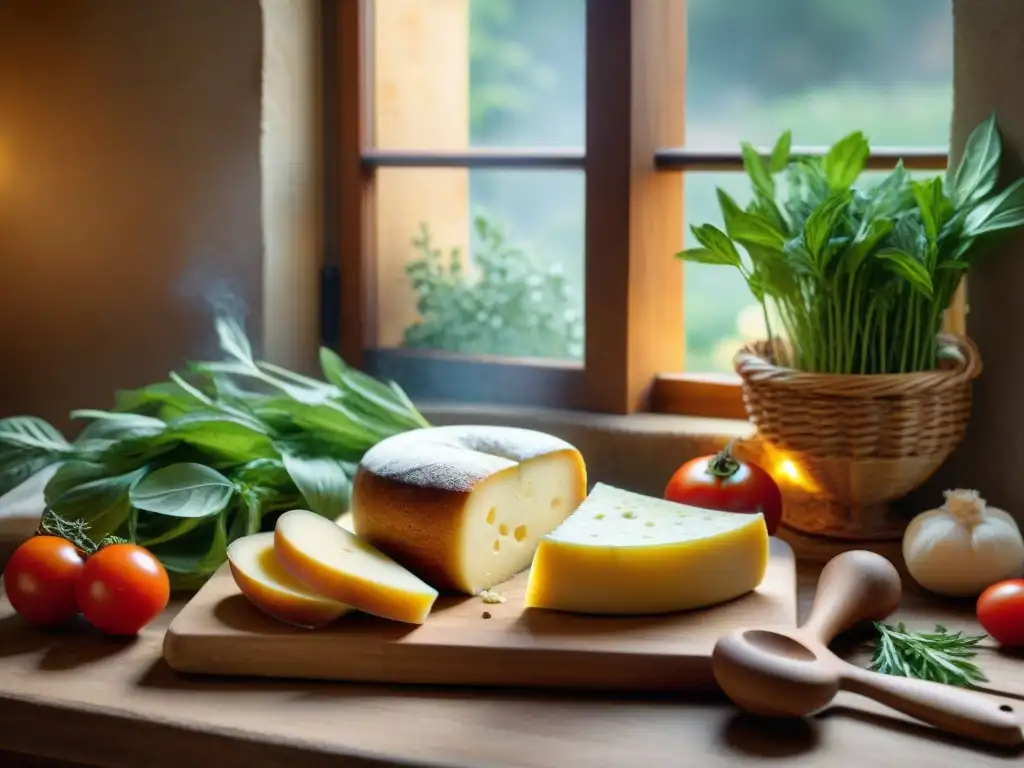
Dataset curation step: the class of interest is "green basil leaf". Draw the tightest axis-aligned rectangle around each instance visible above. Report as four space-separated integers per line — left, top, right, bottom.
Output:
0 417 71 454
319 348 429 430
840 218 894 277
963 177 1024 237
234 457 293 489
782 238 817 278
674 247 736 267
876 249 934 299
911 177 953 246
0 455 62 499
729 210 786 250
113 381 201 420
266 399 379 449
803 192 852 268
166 411 276 461
215 316 256 366
99 433 179 474
227 486 263 542
823 131 869 191
864 161 911 218
49 468 146 541
951 113 1001 207
129 463 234 518
44 460 110 506
716 187 745 237
73 411 166 443
690 224 742 268
768 130 792 173
0 418 73 496
150 508 230 590
741 142 775 201
133 512 207 548
282 452 352 520
193 360 332 407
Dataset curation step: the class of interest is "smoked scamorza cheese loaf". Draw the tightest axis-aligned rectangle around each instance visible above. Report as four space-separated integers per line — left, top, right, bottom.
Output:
351 425 587 594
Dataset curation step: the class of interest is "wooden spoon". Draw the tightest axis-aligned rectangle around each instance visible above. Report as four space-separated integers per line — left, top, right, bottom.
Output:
712 550 1023 747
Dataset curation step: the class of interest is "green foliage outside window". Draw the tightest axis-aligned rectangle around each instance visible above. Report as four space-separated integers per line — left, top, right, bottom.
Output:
401 213 582 360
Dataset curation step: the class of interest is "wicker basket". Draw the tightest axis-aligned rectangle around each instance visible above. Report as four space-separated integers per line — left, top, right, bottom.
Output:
734 334 982 538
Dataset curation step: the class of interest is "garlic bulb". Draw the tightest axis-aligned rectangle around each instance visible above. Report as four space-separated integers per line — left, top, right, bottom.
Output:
903 489 1024 597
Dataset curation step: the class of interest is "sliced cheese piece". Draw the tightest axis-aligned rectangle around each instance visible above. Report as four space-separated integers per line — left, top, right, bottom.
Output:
524 483 769 615
275 509 439 624
351 425 587 594
226 532 354 629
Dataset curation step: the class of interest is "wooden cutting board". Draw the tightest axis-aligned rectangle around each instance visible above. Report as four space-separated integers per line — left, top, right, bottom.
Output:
163 538 797 692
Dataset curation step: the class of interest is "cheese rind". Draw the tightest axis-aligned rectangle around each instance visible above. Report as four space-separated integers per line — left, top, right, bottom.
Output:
351 425 587 594
524 483 769 615
274 509 439 624
226 532 353 629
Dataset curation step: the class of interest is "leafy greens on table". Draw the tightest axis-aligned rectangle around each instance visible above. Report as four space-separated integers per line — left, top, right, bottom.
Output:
677 113 1024 374
0 317 430 590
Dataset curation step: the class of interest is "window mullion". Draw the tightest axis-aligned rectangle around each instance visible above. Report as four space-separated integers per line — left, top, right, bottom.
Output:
583 0 685 414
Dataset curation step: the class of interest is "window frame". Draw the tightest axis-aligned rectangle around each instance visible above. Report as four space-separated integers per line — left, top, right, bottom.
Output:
328 0 958 418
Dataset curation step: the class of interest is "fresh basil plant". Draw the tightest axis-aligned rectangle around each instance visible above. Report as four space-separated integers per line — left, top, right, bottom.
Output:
0 317 430 590
677 114 1024 374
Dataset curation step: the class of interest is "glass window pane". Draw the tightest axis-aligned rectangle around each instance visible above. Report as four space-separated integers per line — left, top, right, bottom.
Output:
685 0 953 148
370 0 585 149
374 168 584 361
683 169 943 373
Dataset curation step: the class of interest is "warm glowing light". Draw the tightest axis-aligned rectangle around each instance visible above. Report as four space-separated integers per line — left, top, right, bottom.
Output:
777 459 801 482
757 441 821 495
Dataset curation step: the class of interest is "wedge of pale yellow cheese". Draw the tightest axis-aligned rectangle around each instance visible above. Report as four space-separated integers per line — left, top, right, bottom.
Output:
275 509 439 624
524 483 769 615
227 532 354 629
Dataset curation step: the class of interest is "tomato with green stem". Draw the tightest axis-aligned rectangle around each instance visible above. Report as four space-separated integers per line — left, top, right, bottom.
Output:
76 543 170 636
3 535 85 627
664 441 783 535
977 579 1024 647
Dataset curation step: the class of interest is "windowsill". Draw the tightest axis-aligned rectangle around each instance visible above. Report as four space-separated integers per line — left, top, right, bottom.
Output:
416 401 906 565
418 400 752 438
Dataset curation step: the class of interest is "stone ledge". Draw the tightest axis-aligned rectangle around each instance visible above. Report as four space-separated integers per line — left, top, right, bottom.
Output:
419 401 755 499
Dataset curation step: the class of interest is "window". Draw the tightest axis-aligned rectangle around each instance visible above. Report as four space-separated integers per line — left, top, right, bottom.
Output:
329 0 958 417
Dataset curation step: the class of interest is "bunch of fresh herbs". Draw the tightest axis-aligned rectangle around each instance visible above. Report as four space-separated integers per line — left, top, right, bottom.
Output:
677 114 1024 374
0 317 429 590
870 622 988 688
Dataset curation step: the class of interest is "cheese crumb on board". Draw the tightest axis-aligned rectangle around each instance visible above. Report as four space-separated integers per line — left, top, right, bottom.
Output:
351 425 587 594
524 483 769 615
274 509 439 625
480 589 506 604
226 532 354 629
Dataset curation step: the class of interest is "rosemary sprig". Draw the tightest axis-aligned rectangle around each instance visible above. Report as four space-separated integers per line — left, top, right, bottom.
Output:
870 621 989 688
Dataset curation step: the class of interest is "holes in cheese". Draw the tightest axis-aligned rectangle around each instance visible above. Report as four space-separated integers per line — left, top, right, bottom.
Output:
351 425 587 594
524 483 770 615
226 532 353 629
274 509 439 624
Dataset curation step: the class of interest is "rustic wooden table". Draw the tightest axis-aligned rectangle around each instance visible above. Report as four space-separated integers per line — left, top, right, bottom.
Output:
0 543 1022 768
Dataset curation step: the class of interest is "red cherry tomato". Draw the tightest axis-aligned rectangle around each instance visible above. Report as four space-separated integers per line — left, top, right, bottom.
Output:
76 544 170 636
3 535 85 627
664 442 783 535
977 579 1024 646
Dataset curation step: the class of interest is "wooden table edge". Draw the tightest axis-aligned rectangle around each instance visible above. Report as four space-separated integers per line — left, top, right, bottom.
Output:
0 685 492 768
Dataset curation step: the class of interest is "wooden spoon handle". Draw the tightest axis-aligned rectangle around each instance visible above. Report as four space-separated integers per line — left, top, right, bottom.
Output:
840 665 1023 747
800 551 902 644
